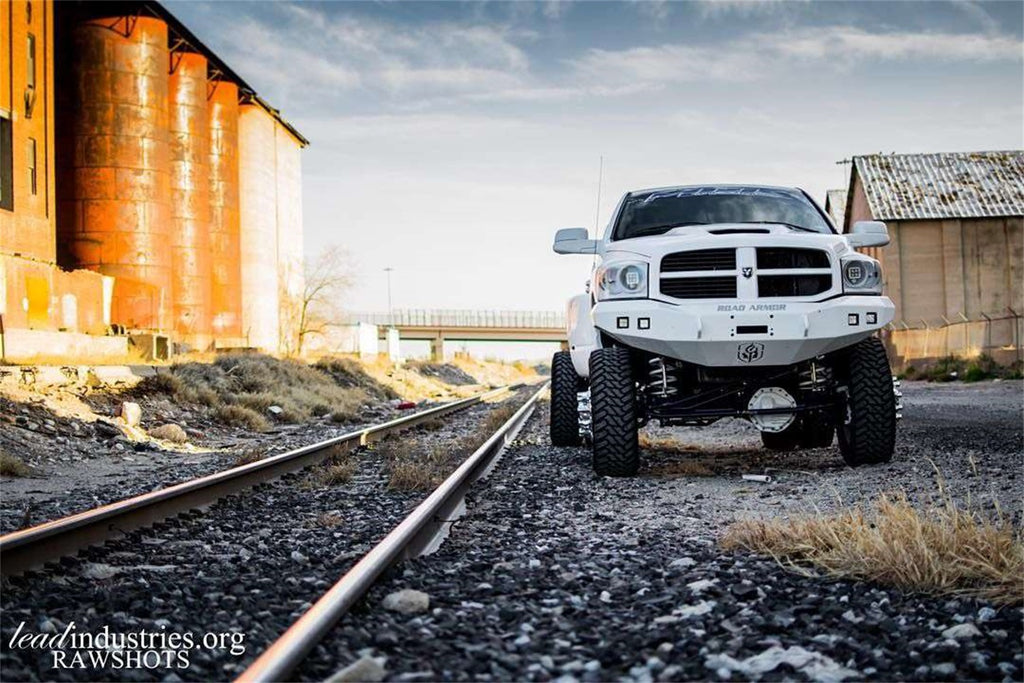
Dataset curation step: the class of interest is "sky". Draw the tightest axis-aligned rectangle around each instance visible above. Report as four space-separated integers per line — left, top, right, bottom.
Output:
167 0 1023 323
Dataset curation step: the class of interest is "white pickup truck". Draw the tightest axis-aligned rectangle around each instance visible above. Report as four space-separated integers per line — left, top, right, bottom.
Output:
550 184 900 476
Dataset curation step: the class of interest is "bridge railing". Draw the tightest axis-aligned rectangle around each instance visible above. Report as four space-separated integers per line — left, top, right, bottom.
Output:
341 309 566 329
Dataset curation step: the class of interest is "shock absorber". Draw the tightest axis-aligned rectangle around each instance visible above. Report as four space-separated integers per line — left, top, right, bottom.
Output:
647 357 678 397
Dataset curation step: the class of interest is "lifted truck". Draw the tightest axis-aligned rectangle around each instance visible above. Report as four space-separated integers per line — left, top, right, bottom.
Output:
550 184 901 476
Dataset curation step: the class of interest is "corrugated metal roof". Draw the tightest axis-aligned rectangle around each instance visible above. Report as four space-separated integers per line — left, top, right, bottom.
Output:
824 189 847 227
853 151 1024 221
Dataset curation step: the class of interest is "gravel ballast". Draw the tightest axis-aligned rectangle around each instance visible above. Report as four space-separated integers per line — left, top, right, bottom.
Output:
294 380 1022 682
0 381 1020 682
0 391 528 682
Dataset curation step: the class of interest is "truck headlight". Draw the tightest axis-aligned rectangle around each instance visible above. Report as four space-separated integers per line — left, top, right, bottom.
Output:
841 256 882 294
594 261 648 300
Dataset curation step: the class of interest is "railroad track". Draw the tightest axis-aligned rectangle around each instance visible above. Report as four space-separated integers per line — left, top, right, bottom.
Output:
0 384 529 577
237 382 547 682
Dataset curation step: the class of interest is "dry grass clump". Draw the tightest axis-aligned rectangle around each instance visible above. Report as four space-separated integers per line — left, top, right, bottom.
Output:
215 404 270 431
639 433 700 454
650 460 715 477
313 357 399 400
303 445 359 488
0 450 31 477
233 448 266 467
149 423 188 443
308 511 343 528
383 400 521 491
139 354 373 430
380 435 480 492
420 418 445 432
482 402 518 433
720 491 1023 605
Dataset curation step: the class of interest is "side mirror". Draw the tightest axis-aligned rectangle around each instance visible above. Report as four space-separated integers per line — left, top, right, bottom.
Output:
553 228 600 255
847 221 890 248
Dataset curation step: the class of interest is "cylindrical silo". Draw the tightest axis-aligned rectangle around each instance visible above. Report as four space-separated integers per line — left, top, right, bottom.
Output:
168 51 212 349
65 15 172 331
275 123 304 354
238 103 280 351
208 80 243 342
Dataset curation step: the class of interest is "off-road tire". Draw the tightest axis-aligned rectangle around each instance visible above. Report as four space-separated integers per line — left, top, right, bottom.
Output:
761 425 800 451
799 414 835 448
837 337 896 466
590 347 639 477
550 351 581 447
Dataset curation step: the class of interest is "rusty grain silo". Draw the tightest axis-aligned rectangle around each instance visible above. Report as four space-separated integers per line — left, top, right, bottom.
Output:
207 80 243 342
168 50 212 348
275 126 305 353
238 103 280 351
64 15 172 331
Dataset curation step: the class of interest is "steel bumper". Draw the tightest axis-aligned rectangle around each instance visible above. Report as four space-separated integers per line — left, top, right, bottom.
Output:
593 296 894 367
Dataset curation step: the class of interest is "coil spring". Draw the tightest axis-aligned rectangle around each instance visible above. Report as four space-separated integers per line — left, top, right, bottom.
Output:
798 361 831 392
648 357 678 397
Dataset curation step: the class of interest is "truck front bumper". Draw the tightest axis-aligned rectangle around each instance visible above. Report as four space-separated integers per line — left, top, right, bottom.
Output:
593 296 894 367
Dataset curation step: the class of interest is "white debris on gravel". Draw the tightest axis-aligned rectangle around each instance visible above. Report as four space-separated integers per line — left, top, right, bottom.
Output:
79 563 120 580
943 622 982 639
706 645 860 681
325 655 386 682
382 589 430 615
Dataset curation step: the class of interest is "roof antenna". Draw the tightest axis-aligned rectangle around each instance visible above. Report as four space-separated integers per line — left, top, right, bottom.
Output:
593 155 603 266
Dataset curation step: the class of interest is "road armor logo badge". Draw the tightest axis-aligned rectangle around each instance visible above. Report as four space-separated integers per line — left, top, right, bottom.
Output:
742 267 753 278
737 342 765 363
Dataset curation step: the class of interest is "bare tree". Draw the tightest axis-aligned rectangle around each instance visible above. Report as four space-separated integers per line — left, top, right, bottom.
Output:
289 245 355 356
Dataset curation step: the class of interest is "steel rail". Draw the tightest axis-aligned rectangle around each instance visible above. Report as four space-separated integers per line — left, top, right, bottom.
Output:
0 385 521 576
236 382 549 683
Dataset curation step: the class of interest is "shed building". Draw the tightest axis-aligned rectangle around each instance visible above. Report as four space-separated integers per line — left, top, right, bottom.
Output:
841 150 1023 366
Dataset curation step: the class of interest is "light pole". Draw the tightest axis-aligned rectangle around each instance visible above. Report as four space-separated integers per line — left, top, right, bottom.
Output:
383 267 394 325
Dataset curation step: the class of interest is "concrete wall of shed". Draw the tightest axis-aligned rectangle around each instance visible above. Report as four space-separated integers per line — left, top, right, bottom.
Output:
0 253 111 335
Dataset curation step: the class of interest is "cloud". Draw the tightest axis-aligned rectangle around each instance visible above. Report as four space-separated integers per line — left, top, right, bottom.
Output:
207 4 536 107
571 43 764 85
770 26 1023 63
566 25 1022 92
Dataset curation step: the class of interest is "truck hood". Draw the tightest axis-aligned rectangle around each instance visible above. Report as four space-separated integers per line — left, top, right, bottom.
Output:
605 223 851 260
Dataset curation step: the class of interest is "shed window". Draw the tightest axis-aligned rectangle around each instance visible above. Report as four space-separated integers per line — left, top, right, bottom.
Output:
0 116 12 211
28 138 38 195
27 34 36 90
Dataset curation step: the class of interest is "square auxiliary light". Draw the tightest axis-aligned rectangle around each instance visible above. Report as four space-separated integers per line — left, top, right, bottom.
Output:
866 312 877 324
617 317 629 329
638 317 651 330
848 313 859 326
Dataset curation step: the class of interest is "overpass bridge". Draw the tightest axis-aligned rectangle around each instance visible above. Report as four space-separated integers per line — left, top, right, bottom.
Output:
342 310 566 360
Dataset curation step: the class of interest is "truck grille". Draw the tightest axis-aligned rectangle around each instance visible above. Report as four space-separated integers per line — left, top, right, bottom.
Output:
756 247 829 269
660 276 737 299
658 246 833 300
661 249 736 272
758 274 832 297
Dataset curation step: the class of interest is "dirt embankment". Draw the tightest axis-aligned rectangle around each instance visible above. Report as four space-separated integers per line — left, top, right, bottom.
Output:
0 354 537 532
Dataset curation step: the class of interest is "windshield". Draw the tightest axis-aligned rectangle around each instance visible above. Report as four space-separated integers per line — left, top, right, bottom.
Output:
613 186 833 240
